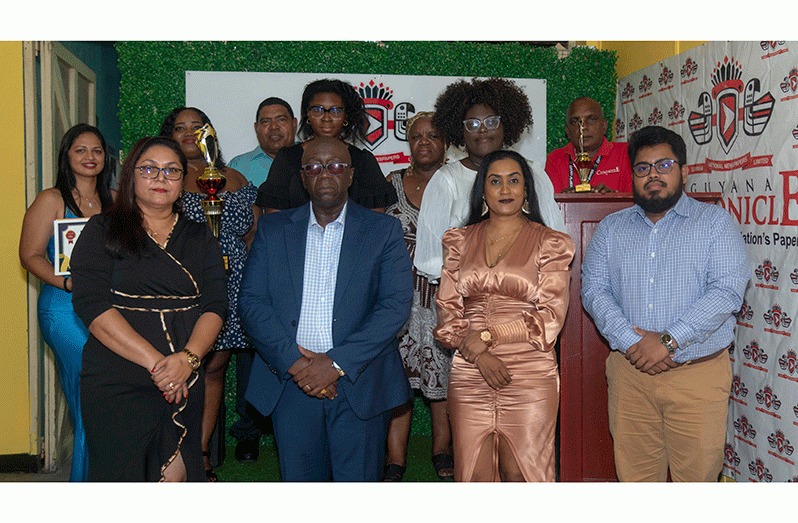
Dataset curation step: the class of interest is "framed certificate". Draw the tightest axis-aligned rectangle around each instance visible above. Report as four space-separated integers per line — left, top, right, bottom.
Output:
53 218 89 276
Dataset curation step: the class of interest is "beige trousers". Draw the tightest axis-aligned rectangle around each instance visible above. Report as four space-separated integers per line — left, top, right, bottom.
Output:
605 349 732 482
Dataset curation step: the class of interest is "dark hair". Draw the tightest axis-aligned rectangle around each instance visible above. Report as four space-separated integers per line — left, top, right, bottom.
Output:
297 78 367 143
627 125 687 166
159 107 226 170
466 150 544 226
255 97 294 121
105 137 187 256
55 124 115 217
432 77 533 150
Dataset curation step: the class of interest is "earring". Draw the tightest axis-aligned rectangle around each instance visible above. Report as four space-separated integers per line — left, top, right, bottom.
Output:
522 198 530 214
343 120 349 127
481 196 489 216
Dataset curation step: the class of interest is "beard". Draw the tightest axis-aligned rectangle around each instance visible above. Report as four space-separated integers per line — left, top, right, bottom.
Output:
633 181 683 215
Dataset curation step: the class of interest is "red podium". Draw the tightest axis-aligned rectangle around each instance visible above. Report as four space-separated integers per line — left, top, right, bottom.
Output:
556 192 721 482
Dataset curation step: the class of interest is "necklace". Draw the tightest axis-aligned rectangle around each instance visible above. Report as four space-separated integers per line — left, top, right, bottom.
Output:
485 222 524 268
75 188 99 208
145 214 178 247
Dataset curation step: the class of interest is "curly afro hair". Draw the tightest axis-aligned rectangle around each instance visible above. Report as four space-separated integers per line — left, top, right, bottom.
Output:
432 77 532 149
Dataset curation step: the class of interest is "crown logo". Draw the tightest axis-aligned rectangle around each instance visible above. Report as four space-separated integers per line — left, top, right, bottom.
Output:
358 80 393 103
711 56 744 97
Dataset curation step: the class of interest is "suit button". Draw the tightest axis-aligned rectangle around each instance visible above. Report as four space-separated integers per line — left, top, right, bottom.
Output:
291 320 297 327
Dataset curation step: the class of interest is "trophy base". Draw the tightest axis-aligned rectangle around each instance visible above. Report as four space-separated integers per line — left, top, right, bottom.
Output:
574 183 593 192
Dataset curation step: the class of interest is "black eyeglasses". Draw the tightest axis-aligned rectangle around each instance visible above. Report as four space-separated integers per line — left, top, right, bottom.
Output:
136 165 184 180
308 106 345 119
301 162 349 176
632 158 677 177
463 115 501 133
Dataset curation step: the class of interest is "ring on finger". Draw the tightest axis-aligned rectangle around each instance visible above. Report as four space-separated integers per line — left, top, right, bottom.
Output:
169 382 174 389
320 389 327 394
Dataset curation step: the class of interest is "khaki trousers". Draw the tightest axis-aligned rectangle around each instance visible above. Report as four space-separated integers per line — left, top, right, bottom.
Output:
605 349 732 482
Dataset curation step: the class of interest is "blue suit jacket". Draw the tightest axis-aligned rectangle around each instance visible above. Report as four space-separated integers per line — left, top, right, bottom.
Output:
240 200 413 420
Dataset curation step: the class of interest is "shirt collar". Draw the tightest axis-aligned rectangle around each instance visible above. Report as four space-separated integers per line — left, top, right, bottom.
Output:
308 200 348 230
565 136 610 157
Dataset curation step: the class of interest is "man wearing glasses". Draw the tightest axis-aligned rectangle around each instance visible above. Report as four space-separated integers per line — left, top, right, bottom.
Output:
239 137 413 481
581 126 750 481
545 97 633 193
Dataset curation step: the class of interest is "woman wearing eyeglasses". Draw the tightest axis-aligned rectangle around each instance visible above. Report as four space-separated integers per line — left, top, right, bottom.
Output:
159 107 259 481
256 78 397 212
70 137 227 481
414 77 564 283
19 124 116 482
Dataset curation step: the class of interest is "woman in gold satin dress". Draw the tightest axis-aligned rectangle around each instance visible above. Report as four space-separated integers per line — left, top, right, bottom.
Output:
434 150 575 482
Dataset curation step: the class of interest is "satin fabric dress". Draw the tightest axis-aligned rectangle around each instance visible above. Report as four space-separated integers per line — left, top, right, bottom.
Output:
435 220 574 481
37 207 89 482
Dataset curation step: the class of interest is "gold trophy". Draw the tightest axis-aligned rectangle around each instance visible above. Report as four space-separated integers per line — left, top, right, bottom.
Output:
194 123 229 270
572 117 593 192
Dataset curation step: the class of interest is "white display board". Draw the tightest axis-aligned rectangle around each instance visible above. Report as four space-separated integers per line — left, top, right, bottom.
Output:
186 71 547 176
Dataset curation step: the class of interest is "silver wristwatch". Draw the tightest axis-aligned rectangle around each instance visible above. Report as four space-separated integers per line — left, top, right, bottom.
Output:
660 332 676 355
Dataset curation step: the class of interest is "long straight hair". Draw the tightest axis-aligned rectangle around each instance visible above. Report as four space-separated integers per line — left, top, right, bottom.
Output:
104 137 187 257
465 150 545 227
55 124 115 217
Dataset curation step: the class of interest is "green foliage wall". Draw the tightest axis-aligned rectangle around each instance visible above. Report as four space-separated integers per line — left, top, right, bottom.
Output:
116 41 616 441
117 41 617 155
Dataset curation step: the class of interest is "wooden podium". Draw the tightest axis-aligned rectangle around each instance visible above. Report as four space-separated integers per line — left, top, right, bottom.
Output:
555 192 720 482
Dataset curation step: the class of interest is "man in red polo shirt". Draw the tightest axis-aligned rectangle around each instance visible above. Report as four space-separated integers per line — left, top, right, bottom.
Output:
545 97 633 193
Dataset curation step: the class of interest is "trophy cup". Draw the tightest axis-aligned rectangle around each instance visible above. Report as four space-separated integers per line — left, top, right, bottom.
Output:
194 123 229 270
572 118 594 192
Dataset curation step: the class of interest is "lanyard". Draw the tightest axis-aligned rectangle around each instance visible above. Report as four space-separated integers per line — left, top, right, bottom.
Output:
568 155 603 188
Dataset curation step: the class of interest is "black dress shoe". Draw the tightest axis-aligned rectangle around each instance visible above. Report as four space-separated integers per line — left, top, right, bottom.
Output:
235 439 260 462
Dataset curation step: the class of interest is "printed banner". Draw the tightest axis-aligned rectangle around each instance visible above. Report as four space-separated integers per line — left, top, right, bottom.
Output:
185 72 547 177
617 41 798 482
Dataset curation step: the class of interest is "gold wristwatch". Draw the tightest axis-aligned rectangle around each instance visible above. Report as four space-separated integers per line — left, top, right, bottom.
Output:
182 348 201 371
480 329 493 347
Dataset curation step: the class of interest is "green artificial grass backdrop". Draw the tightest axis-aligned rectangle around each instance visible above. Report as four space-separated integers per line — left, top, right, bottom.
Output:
117 41 617 445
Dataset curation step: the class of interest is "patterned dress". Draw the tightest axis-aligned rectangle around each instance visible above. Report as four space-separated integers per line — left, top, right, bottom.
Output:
182 182 257 351
386 169 453 400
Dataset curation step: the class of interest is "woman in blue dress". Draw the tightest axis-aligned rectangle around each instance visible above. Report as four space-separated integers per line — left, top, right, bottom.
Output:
160 107 260 480
19 123 115 481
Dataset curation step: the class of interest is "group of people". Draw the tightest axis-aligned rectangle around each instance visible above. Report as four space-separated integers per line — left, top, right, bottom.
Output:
18 73 750 483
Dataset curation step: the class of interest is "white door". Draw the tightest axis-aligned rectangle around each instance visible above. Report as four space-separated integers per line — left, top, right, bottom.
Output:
23 41 97 473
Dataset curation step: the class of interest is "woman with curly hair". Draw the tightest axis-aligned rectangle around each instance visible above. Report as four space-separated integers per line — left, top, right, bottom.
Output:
414 77 564 281
256 78 396 212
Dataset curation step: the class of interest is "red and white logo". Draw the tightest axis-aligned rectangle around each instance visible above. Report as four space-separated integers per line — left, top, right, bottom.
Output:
687 56 775 153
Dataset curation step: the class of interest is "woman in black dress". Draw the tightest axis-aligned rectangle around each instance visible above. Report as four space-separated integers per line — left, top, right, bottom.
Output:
255 78 396 212
71 136 227 481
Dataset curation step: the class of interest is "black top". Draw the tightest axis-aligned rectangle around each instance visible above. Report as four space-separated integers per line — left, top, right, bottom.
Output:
70 213 228 481
255 142 398 210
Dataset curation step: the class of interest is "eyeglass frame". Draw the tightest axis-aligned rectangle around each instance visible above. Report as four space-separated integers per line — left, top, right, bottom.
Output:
463 115 502 133
308 105 346 119
301 162 350 177
136 165 184 180
631 158 678 178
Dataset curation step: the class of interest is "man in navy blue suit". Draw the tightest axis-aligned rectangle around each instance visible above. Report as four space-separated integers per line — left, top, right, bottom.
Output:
239 137 413 481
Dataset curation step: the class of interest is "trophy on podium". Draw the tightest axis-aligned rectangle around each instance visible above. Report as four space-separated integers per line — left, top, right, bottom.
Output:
571 118 594 192
194 123 229 270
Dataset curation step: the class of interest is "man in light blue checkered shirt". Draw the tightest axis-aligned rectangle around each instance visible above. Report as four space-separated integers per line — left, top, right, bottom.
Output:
582 126 750 482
